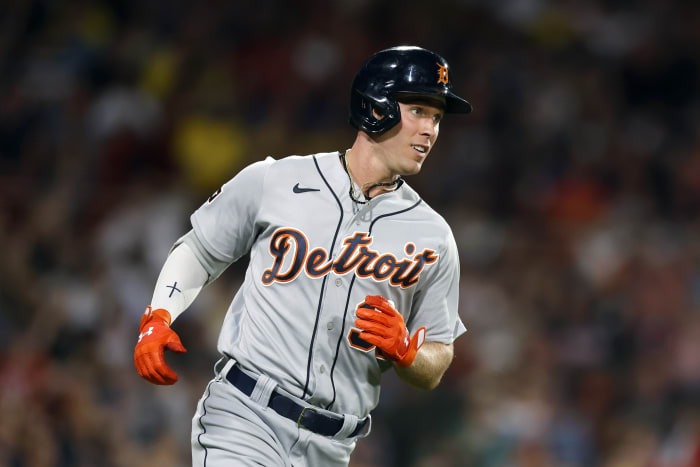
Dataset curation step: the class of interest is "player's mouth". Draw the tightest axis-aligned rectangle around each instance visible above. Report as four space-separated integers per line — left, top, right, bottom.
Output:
411 144 429 155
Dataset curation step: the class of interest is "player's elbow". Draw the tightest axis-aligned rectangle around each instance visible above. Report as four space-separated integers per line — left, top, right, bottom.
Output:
396 341 454 389
397 368 445 390
414 376 442 391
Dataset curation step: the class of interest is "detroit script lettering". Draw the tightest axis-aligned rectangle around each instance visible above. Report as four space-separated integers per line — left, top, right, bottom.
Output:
261 228 438 288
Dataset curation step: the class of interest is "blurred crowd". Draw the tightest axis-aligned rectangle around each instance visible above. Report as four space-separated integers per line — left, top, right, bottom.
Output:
2 0 700 466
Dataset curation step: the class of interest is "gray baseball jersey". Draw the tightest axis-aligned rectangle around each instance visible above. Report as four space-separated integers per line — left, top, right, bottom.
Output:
190 150 465 418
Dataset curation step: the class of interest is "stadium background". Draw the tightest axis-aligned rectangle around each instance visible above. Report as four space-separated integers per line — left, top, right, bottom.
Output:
2 0 700 465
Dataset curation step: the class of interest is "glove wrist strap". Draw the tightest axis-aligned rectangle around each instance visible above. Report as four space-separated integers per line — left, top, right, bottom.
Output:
140 306 172 331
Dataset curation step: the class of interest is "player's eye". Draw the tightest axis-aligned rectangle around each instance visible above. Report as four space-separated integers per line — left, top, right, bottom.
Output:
411 107 422 115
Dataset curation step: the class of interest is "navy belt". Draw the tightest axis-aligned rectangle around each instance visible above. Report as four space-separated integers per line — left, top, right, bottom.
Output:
225 364 367 438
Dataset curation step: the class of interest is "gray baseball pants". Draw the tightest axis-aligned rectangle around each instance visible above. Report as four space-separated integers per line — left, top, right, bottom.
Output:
191 359 370 467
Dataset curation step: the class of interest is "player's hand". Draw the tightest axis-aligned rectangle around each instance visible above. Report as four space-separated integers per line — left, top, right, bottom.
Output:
355 295 426 367
134 306 187 385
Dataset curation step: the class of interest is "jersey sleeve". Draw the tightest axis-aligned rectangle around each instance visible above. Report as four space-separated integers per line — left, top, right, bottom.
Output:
190 157 274 263
407 229 466 344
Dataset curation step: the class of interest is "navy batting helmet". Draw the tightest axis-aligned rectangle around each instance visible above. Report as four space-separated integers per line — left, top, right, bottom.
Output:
349 46 472 135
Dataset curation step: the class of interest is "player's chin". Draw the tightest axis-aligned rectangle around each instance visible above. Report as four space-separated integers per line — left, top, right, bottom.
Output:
403 159 424 175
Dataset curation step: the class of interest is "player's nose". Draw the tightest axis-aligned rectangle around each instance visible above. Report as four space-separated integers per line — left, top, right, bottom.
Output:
419 117 438 138
420 122 437 141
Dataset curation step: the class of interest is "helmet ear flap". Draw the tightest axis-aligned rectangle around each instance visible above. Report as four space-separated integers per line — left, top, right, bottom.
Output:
351 90 401 135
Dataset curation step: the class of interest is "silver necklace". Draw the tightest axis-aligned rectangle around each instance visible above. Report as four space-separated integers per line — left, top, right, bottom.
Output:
339 150 404 204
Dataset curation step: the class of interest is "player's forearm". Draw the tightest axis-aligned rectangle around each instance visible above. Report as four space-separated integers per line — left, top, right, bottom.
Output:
150 242 208 321
394 341 454 390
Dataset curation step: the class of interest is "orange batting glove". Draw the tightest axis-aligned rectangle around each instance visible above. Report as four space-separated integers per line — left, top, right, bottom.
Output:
134 306 187 385
355 295 426 367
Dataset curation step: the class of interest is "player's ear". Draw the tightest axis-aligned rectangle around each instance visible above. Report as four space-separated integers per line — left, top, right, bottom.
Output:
372 107 385 120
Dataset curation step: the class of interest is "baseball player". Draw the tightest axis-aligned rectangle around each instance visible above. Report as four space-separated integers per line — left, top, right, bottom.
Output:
134 46 471 466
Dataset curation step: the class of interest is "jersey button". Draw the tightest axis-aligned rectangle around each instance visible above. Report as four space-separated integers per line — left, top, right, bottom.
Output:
327 322 334 331
319 365 326 374
335 278 342 287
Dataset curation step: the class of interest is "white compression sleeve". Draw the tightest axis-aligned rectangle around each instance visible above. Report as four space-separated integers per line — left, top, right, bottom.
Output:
150 242 208 322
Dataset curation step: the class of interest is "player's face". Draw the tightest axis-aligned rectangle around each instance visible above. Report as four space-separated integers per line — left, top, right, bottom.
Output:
373 99 444 177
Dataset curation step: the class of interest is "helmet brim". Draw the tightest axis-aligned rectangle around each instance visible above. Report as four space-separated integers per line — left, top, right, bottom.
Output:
445 92 473 114
393 90 472 114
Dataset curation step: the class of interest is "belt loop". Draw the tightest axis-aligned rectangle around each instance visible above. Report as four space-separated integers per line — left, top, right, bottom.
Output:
215 356 234 380
333 413 358 440
250 373 277 407
355 415 371 438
